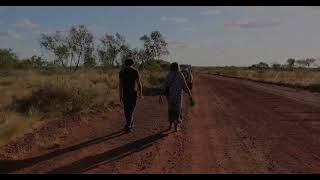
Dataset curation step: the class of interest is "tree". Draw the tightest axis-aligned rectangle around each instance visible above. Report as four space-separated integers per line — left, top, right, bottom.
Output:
271 62 281 69
0 48 20 69
19 55 46 69
305 58 316 67
286 58 295 68
98 33 129 67
68 25 94 71
83 56 96 68
250 62 269 69
139 31 169 61
40 24 94 71
40 32 70 68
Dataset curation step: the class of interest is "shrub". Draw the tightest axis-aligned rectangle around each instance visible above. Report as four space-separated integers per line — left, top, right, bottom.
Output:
144 59 170 71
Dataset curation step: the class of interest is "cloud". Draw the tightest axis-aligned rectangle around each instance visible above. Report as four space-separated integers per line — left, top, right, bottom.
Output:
55 29 70 33
14 18 38 28
160 16 189 23
183 27 199 32
33 30 42 34
0 30 20 38
32 49 43 56
34 27 69 35
200 9 221 15
224 19 281 29
168 40 189 49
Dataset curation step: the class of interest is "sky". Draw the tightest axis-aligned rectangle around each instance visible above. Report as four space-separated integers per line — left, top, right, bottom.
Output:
1 6 320 66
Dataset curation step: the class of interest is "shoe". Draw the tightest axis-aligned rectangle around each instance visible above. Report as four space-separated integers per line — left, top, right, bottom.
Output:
174 124 179 132
124 126 131 132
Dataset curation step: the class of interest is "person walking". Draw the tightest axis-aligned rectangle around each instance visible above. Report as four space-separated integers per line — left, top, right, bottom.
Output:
181 66 193 91
160 62 193 132
119 58 143 132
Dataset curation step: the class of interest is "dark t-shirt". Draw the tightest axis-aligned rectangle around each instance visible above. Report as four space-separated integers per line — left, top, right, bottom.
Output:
119 67 139 96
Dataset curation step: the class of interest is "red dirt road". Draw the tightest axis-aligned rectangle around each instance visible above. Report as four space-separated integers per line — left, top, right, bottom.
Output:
1 74 320 173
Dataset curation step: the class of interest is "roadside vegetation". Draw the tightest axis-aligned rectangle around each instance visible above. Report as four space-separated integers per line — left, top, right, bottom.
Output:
0 24 170 146
195 58 320 92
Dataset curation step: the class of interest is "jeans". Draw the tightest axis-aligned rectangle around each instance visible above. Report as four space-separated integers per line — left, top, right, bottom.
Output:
123 93 137 128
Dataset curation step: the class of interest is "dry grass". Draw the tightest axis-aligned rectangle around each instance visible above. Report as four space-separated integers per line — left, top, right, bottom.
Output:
0 111 43 146
196 67 320 90
0 68 165 146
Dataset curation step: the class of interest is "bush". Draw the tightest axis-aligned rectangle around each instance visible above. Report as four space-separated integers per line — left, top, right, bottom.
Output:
13 84 96 116
0 49 20 69
144 59 170 71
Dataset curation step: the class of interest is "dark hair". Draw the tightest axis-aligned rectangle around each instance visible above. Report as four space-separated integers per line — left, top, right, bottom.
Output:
124 58 134 67
170 62 180 72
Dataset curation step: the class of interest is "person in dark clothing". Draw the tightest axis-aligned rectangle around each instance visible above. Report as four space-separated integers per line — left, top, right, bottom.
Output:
119 58 143 132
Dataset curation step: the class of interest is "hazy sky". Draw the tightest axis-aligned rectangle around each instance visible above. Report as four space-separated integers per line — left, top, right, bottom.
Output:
0 6 320 66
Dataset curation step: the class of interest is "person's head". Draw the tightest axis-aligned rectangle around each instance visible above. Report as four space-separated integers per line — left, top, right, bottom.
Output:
170 62 180 72
124 58 134 67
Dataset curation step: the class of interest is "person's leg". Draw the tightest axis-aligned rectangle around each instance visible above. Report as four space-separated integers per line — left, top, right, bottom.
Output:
174 123 178 132
173 104 182 132
127 94 137 129
168 103 175 130
123 97 131 130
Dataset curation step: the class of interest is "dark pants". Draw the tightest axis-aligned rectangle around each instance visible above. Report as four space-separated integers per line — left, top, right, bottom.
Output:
123 93 137 128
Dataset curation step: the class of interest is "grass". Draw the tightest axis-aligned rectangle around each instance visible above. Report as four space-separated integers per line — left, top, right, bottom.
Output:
195 66 320 92
0 68 166 146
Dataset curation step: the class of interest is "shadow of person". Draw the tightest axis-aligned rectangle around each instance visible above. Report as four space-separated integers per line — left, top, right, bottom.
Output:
47 130 171 174
0 130 126 174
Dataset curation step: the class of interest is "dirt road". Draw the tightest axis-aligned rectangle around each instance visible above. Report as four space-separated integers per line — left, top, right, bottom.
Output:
1 74 320 173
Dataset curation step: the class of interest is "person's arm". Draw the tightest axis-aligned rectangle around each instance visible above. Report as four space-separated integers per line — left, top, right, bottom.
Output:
181 73 192 98
119 74 123 103
136 72 143 98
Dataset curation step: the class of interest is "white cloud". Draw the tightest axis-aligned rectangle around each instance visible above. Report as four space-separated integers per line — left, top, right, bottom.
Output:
183 27 199 32
0 30 20 38
55 29 70 33
32 48 43 56
34 27 69 35
168 40 189 49
200 9 221 15
14 18 38 28
224 19 281 29
33 30 42 34
160 16 189 23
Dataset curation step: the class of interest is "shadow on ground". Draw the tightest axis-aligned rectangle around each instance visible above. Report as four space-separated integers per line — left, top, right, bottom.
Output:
0 130 126 174
47 130 171 174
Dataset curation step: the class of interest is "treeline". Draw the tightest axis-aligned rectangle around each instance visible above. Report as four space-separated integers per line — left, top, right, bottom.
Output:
249 58 319 70
0 49 47 70
0 24 171 72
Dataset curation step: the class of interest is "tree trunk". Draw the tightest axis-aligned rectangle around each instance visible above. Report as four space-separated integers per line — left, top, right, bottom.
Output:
69 53 74 71
74 53 81 72
59 58 66 69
